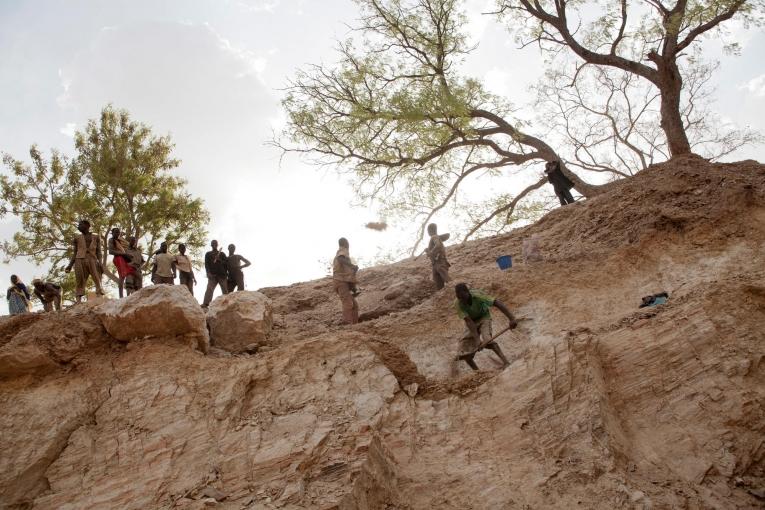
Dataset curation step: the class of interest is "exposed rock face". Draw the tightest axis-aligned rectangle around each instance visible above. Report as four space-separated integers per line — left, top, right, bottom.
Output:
96 285 209 353
0 307 110 379
207 291 273 352
1 157 764 509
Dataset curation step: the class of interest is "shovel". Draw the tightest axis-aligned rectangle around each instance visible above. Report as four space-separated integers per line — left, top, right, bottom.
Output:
455 325 515 361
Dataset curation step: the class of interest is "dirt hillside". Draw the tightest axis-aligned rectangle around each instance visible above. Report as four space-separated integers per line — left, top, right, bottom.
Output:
1 154 764 509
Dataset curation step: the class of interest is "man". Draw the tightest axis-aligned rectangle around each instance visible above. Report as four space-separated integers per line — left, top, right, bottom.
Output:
544 160 576 206
332 237 359 325
176 243 196 295
108 228 133 298
124 236 144 295
425 223 451 290
226 244 251 292
151 242 176 285
202 240 228 307
32 279 62 312
454 283 516 371
65 219 104 302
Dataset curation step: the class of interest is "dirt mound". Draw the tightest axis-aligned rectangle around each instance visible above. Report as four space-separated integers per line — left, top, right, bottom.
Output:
1 156 764 509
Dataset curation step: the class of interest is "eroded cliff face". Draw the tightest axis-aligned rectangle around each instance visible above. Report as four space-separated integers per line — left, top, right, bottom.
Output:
1 156 764 509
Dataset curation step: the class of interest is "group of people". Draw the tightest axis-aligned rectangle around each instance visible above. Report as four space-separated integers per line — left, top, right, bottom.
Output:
5 219 253 313
331 222 519 371
6 275 62 314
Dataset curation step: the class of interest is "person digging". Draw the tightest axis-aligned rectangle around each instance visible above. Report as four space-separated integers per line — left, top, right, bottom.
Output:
454 282 517 371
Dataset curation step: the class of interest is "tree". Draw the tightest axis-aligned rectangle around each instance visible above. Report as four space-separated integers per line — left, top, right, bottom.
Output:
277 0 598 252
533 55 763 176
1 106 209 300
496 0 764 157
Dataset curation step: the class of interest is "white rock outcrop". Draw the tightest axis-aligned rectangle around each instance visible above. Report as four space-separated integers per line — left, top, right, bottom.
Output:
96 285 209 353
206 291 273 352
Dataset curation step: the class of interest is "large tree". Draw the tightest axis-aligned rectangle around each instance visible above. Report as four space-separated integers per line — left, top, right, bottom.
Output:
533 55 762 176
496 0 763 157
1 106 209 300
278 0 598 252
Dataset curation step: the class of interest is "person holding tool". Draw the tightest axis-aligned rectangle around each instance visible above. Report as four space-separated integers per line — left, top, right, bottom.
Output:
453 282 517 371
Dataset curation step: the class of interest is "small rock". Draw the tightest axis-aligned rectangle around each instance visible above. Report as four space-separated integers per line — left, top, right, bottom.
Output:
200 486 227 501
403 382 419 397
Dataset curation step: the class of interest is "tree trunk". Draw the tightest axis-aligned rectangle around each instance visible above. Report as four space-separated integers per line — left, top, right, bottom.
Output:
658 62 692 156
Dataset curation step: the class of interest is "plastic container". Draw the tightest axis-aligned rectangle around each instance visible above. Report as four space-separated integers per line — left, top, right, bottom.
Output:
496 255 512 270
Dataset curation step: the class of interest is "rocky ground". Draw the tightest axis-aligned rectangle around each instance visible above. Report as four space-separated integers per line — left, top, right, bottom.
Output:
1 155 764 509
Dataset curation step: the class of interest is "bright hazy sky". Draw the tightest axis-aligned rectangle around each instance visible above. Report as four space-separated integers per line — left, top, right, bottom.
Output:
1 0 764 313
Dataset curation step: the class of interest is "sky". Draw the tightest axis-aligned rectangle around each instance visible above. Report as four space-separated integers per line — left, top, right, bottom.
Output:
1 0 764 313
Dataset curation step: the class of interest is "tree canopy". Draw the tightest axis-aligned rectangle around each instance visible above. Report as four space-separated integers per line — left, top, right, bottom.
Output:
1 105 209 300
278 0 761 250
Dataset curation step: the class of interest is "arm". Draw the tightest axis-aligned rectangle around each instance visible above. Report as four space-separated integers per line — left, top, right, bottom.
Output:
239 256 251 269
464 317 480 342
337 255 358 271
204 252 211 276
34 290 44 302
65 237 77 272
20 284 30 300
107 239 125 257
439 233 450 242
493 300 518 329
171 259 177 279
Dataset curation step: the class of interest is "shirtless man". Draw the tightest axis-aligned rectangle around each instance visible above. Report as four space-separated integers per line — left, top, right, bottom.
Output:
226 244 251 292
123 236 144 295
65 219 104 302
32 279 62 311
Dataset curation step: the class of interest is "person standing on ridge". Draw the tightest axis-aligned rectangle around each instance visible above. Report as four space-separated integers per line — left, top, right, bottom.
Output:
108 228 133 298
226 244 251 292
332 237 359 325
32 279 61 312
544 160 576 206
65 219 104 302
454 282 516 371
202 240 228 307
124 236 144 295
425 223 451 290
151 241 176 285
6 275 31 314
176 243 196 295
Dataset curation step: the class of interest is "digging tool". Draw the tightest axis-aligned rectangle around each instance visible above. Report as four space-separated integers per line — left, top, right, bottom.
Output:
455 325 517 361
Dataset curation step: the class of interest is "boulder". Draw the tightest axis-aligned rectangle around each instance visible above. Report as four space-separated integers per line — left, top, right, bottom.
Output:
96 285 209 353
206 291 273 352
0 307 110 379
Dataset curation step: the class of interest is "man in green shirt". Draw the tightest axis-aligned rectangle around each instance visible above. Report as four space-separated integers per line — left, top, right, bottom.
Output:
454 282 516 371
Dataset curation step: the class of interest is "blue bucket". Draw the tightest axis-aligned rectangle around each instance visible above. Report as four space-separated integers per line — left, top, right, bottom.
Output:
496 255 512 270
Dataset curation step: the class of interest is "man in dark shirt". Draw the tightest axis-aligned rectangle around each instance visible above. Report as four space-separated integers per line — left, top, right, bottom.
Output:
202 240 229 307
544 160 576 206
226 244 251 292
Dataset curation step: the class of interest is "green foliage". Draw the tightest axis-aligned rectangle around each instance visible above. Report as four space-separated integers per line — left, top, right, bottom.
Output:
1 105 209 301
279 0 554 253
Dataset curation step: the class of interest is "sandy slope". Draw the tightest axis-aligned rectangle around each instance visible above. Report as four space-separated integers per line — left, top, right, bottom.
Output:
1 155 763 509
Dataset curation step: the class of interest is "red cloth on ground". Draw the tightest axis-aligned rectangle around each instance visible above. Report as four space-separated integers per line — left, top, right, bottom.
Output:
114 255 135 279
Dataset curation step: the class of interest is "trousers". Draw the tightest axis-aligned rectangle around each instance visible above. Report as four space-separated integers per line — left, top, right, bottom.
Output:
334 280 359 324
